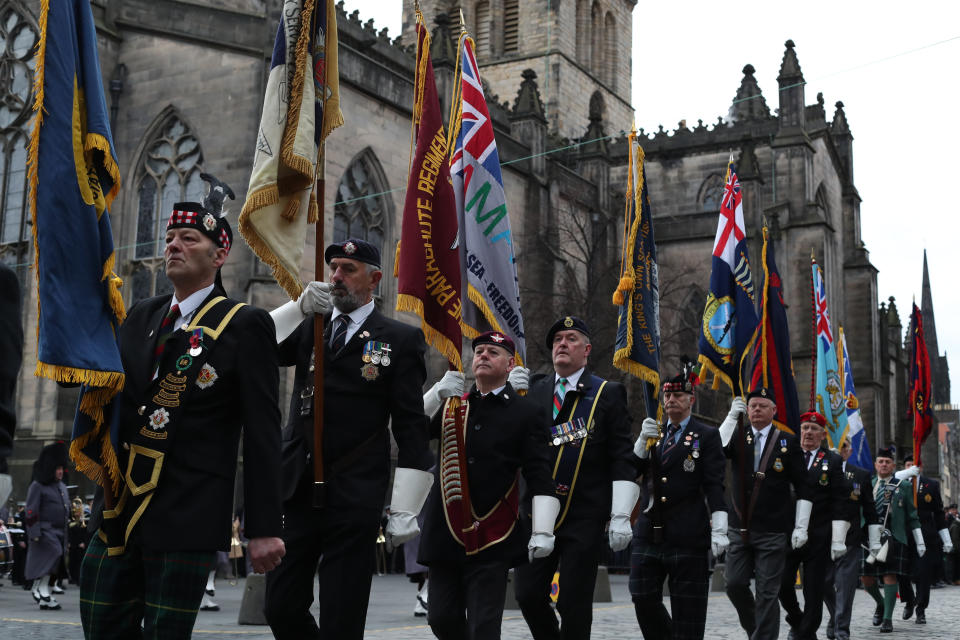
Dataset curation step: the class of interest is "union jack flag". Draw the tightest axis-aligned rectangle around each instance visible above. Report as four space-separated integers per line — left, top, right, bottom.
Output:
451 35 526 362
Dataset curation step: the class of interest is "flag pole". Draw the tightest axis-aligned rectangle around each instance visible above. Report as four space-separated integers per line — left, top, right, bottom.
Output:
312 13 329 506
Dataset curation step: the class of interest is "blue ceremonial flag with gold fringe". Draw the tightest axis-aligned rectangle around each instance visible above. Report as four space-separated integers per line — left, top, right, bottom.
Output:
612 129 659 414
28 0 126 490
838 326 871 468
697 157 758 395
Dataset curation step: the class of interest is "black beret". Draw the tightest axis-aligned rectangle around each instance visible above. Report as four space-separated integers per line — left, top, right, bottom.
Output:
876 447 895 460
472 331 515 355
324 238 381 268
166 202 233 253
746 387 774 402
545 316 590 350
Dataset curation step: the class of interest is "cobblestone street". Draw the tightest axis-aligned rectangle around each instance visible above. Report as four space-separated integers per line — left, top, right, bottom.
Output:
3 572 959 639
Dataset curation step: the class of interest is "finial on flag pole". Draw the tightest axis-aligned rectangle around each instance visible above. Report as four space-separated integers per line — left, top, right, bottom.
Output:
459 8 466 32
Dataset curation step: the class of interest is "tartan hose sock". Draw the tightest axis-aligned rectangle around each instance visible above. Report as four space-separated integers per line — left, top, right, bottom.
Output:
866 583 883 606
882 583 898 620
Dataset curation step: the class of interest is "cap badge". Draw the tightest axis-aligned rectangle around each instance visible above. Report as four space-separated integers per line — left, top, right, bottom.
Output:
491 333 505 343
202 213 217 231
344 241 357 255
563 317 574 328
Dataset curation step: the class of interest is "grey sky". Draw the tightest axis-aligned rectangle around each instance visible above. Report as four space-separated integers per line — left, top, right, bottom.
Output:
342 0 960 404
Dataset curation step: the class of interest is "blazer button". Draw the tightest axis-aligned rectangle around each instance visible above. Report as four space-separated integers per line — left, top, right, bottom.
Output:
468 457 475 464
474 424 482 431
661 477 667 483
660 496 667 503
138 405 146 415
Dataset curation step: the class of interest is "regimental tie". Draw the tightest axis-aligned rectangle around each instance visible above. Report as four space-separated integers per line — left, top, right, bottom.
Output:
804 450 812 470
330 315 350 352
553 378 568 419
753 430 764 472
152 303 180 380
660 423 682 457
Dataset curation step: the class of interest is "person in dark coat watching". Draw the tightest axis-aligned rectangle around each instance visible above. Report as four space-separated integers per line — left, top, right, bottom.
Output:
0 262 23 511
25 442 70 610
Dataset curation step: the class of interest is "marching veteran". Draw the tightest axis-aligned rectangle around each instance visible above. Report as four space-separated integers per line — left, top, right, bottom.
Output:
777 411 847 640
512 316 638 640
823 437 879 640
629 364 728 640
860 446 923 633
418 331 556 640
264 238 434 640
79 186 286 639
719 387 811 640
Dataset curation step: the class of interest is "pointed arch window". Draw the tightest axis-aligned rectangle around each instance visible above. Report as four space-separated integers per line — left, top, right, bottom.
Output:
590 1 602 76
475 1 491 59
0 1 39 270
334 149 391 264
576 0 590 67
603 12 617 89
130 112 204 302
699 174 725 212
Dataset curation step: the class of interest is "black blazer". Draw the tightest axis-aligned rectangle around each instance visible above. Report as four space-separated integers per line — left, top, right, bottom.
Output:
277 310 433 512
839 462 878 546
725 425 811 534
525 369 635 521
798 446 847 535
634 417 727 548
914 475 946 533
99 289 282 551
418 383 553 566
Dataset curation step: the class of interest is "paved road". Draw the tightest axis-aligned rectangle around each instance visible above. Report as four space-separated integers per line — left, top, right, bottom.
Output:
3 571 959 638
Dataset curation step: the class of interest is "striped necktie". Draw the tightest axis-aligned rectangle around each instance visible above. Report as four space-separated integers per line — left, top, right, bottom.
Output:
661 423 681 457
553 378 568 419
753 430 764 472
330 315 349 352
152 303 180 379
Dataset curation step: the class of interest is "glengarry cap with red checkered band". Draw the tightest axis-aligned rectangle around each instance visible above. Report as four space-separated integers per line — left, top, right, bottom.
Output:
166 201 233 254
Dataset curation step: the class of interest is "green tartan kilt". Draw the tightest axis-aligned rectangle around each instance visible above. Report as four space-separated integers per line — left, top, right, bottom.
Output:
861 538 910 577
79 532 216 639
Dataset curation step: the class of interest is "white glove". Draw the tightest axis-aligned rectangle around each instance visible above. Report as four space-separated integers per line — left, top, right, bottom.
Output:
894 466 920 481
913 528 926 557
507 366 530 392
791 499 813 549
831 520 851 560
939 528 954 554
384 468 434 547
528 495 560 562
633 418 659 459
711 511 730 557
719 396 746 447
423 371 465 416
0 474 11 507
269 299 304 343
298 281 333 316
867 523 883 554
609 481 639 552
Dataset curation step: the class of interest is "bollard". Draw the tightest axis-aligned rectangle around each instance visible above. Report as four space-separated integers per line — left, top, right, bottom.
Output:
238 574 269 625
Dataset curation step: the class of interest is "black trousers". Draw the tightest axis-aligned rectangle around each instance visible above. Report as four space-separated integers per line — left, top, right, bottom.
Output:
900 526 939 612
628 540 710 640
427 558 510 640
514 517 605 640
778 533 829 640
264 484 380 640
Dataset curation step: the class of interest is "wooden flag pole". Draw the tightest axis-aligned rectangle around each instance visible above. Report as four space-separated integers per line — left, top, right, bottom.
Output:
312 152 326 508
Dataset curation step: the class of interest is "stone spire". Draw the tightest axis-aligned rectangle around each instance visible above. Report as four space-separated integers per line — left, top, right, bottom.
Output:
920 251 951 404
831 101 853 183
728 64 771 123
776 39 806 132
512 69 546 122
831 100 851 136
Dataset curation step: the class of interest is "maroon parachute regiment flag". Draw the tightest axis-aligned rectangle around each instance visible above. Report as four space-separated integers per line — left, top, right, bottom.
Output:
395 13 463 371
908 302 934 466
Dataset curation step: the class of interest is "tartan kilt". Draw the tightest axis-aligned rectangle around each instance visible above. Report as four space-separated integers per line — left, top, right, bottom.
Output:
861 538 910 577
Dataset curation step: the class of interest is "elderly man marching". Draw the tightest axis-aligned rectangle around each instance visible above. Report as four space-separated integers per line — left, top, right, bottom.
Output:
509 316 637 640
823 437 879 640
776 411 847 640
860 446 923 633
719 388 812 640
416 331 556 640
629 365 728 640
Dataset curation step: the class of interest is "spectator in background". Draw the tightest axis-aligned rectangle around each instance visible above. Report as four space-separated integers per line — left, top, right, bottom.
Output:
25 442 70 610
0 262 23 513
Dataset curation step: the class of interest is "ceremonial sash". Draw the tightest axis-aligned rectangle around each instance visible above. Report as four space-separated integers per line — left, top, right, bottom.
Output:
439 397 519 555
552 377 608 529
100 297 245 555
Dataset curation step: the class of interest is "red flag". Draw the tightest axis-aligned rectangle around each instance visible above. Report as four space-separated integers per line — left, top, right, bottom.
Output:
395 17 463 370
908 303 933 466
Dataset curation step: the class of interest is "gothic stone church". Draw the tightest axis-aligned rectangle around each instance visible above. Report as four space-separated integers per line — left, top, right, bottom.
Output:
1 0 946 495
